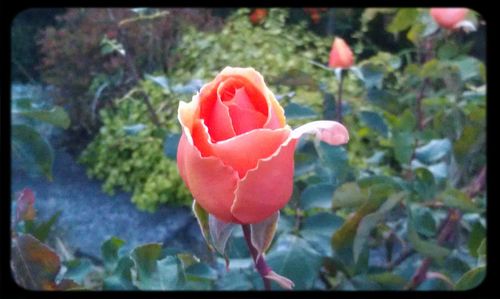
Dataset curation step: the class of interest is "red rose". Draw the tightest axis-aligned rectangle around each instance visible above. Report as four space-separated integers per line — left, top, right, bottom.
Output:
177 67 349 224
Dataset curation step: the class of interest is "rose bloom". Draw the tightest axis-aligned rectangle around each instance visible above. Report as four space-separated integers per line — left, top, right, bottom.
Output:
430 8 469 29
328 37 354 69
177 67 348 224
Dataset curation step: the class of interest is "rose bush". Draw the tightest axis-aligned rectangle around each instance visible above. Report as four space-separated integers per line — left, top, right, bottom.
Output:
177 67 349 224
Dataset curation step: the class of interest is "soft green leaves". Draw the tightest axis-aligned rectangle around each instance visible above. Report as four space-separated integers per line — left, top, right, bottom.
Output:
103 256 136 290
360 111 389 137
455 266 486 290
130 243 163 289
101 236 125 272
250 211 279 258
192 201 213 251
393 131 414 165
438 188 482 213
301 183 335 210
415 139 452 164
387 9 419 34
407 219 450 260
332 182 367 209
18 106 70 129
284 102 317 119
300 212 344 256
12 124 54 180
266 234 322 290
353 192 405 262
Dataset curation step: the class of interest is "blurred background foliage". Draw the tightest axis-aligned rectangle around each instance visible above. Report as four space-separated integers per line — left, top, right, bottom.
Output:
11 7 486 291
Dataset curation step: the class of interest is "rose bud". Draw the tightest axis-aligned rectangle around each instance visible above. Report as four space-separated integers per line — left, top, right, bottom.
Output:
328 37 354 69
430 8 469 30
249 9 267 25
177 67 349 224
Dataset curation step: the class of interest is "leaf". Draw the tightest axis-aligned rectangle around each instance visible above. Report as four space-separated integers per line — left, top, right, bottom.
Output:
185 263 218 281
413 168 436 200
101 236 125 272
393 131 414 165
387 9 419 34
407 218 450 260
368 272 407 290
103 256 136 290
410 205 437 237
163 132 181 160
18 106 70 129
11 234 61 290
468 221 486 258
156 256 186 290
301 183 335 210
25 211 61 243
332 182 367 209
415 139 452 164
130 243 163 289
438 188 482 213
360 111 389 137
300 212 344 256
360 64 384 89
12 124 54 180
455 266 486 290
191 201 213 252
122 124 146 135
63 258 92 285
208 214 236 266
284 102 317 119
145 74 170 91
353 192 405 262
250 211 279 259
451 56 482 81
266 234 322 290
16 188 36 222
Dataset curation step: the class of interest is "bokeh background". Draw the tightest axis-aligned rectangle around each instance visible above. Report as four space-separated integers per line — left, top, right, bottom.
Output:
11 8 486 291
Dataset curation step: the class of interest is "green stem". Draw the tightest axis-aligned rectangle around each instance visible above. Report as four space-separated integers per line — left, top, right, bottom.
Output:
336 69 345 122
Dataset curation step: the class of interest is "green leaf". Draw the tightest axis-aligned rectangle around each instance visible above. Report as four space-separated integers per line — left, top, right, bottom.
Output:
438 188 482 213
12 124 54 180
18 106 70 129
393 131 414 165
185 263 218 281
360 64 384 89
266 234 322 290
101 236 125 272
410 205 437 237
25 211 61 242
130 243 163 289
63 259 92 285
192 201 213 251
208 214 236 258
250 211 279 258
332 182 367 209
360 111 389 137
415 139 452 164
156 256 186 290
407 218 450 260
368 272 407 290
387 9 419 34
103 256 136 290
300 212 344 256
468 222 486 258
353 192 405 262
284 102 317 119
451 56 482 81
301 183 335 210
11 234 61 290
455 266 486 290
413 168 436 200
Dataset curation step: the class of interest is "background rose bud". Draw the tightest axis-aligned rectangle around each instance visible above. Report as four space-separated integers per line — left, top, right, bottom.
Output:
177 67 348 224
328 37 354 69
430 8 469 30
249 9 267 25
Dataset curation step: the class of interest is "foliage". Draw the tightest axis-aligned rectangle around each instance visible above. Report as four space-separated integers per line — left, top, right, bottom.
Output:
78 78 192 212
171 8 332 107
11 92 70 180
36 8 222 140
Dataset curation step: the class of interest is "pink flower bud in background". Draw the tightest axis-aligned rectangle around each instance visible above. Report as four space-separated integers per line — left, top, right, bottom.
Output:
430 8 469 30
328 37 354 69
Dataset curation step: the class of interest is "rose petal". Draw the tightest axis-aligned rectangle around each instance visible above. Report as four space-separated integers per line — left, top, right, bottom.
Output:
231 138 297 224
291 120 349 145
213 128 291 178
177 133 239 223
228 105 267 135
204 95 236 142
264 90 286 129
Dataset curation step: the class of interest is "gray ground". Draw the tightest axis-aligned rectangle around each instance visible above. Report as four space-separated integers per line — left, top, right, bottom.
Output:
11 148 208 261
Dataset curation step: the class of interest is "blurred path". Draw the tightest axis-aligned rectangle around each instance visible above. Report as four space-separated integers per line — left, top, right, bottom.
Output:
11 149 206 260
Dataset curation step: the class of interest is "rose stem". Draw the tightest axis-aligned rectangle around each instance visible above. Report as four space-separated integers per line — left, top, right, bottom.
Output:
336 69 345 122
241 224 272 290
